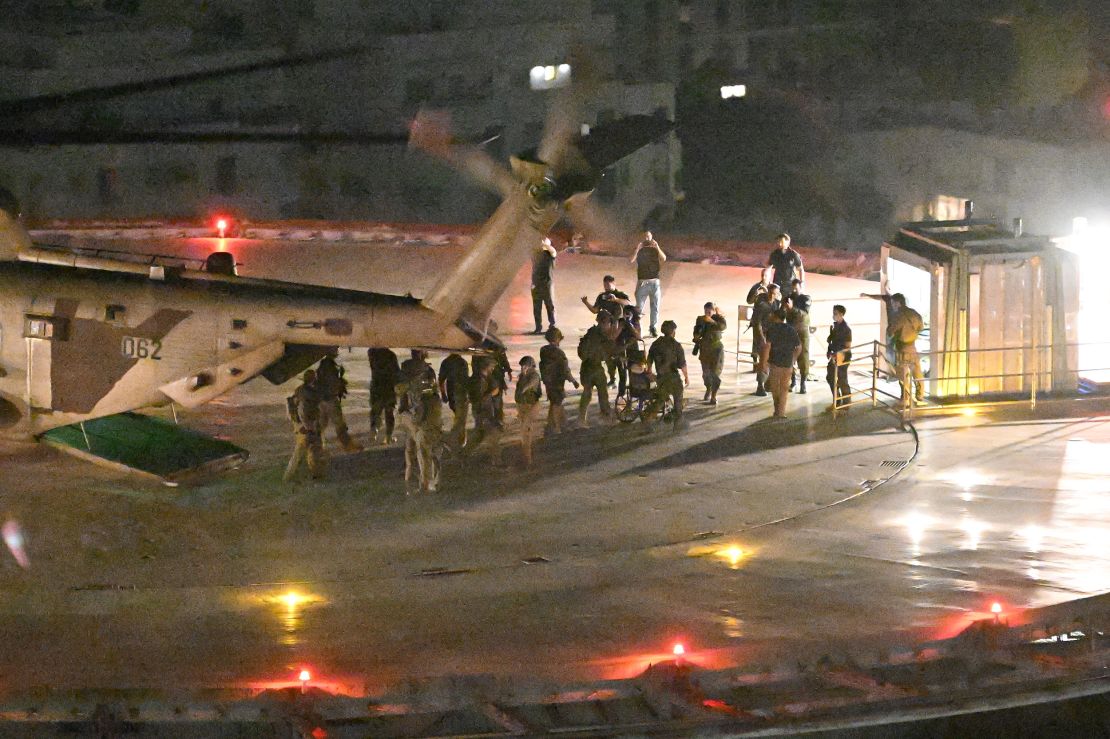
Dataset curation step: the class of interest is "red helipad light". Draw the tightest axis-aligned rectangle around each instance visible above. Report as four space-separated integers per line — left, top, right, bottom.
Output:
298 669 311 682
672 643 685 656
215 218 229 237
991 602 1002 615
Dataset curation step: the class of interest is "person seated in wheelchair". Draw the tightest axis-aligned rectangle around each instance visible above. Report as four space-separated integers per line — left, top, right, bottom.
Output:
626 347 656 401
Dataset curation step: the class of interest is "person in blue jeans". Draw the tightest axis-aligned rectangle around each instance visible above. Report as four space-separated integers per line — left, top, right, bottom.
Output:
630 231 666 336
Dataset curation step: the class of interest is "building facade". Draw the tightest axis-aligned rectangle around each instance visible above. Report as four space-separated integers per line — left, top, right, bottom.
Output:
0 0 679 230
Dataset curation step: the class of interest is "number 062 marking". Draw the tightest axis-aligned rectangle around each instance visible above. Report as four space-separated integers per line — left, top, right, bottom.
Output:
121 336 163 360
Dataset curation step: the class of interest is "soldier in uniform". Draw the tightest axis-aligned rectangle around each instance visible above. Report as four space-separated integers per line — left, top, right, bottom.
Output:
827 304 853 409
315 350 363 453
470 358 505 465
398 349 436 413
765 232 805 299
746 273 772 305
693 302 727 405
784 286 812 394
438 352 472 450
578 312 615 427
368 347 400 444
283 369 327 482
539 327 579 434
749 291 775 395
398 370 443 493
603 306 641 396
887 294 925 406
514 356 543 467
647 320 689 430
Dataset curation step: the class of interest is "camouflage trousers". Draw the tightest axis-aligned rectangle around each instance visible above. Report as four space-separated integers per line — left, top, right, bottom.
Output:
319 398 359 451
518 402 540 466
578 363 610 424
283 428 326 481
400 411 443 493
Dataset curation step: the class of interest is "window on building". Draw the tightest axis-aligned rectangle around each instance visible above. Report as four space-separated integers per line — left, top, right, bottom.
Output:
292 0 314 19
993 159 1014 194
749 0 790 28
405 77 434 104
103 0 141 15
715 0 730 25
216 156 238 196
528 64 571 91
679 44 694 71
715 41 734 67
96 167 117 205
933 194 967 221
645 0 660 37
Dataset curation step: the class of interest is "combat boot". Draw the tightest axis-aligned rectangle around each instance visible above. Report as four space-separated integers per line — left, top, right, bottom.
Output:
799 378 807 394
755 380 767 397
703 388 711 401
578 408 590 429
709 389 718 405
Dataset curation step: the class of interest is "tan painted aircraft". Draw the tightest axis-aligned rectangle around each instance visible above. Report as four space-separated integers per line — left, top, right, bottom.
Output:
0 109 669 442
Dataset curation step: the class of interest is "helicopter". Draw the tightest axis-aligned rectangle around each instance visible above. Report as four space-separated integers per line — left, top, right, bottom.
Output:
0 52 671 452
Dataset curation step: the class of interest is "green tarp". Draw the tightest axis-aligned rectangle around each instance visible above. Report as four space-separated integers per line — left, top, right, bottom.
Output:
41 412 247 484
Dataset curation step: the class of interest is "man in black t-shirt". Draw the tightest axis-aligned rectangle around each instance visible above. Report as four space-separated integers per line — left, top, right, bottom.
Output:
758 309 801 420
438 352 471 449
630 231 666 336
530 237 557 334
581 275 633 321
368 347 400 444
827 304 853 409
765 233 805 298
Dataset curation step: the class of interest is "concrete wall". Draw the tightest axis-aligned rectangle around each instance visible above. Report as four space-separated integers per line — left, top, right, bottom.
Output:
1 3 677 228
834 127 1110 237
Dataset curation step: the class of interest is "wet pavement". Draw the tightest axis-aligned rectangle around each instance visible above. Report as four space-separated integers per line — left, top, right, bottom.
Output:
0 235 1107 701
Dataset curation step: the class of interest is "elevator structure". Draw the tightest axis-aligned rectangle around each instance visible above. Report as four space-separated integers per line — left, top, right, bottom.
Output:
880 219 1080 399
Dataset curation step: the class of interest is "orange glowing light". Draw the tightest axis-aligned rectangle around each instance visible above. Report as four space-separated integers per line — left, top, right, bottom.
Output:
281 591 306 610
299 669 311 682
672 643 685 656
990 602 1002 615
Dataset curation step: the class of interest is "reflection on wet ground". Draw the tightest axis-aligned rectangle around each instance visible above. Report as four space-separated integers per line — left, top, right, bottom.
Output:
2 397 1107 696
0 237 1107 701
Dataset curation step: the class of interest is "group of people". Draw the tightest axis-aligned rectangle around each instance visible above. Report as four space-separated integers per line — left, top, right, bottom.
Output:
744 233 855 418
531 230 667 338
282 230 921 489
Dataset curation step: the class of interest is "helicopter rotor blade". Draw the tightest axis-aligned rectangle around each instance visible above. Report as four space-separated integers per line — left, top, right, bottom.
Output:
0 128 409 147
408 109 515 197
0 43 377 117
536 47 600 174
564 191 634 251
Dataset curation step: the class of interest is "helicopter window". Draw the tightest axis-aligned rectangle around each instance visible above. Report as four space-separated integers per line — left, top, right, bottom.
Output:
23 315 68 341
105 304 126 322
231 319 248 330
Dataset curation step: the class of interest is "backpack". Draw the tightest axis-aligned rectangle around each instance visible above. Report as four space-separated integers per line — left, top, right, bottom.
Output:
316 357 348 398
898 308 924 344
